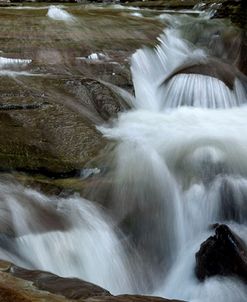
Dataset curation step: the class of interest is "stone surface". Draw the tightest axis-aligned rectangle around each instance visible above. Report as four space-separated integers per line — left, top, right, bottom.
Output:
0 85 102 174
164 59 239 90
0 76 131 175
0 260 186 302
0 5 163 176
195 224 247 282
87 296 185 302
10 264 111 299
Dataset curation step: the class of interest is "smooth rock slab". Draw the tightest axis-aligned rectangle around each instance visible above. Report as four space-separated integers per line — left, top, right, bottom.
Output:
0 260 186 302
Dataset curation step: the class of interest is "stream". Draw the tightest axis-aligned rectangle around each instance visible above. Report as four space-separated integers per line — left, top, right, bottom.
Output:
0 3 247 302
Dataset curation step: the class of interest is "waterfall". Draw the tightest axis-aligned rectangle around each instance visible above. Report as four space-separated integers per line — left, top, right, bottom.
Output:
97 14 247 301
0 8 247 302
0 181 139 294
131 15 246 110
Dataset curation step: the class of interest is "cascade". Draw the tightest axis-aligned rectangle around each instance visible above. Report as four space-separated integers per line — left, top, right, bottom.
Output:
0 9 247 302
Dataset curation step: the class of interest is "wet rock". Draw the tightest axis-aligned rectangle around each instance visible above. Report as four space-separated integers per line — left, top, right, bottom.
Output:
86 295 185 302
122 0 200 10
0 260 186 302
0 5 163 178
64 78 130 122
122 0 225 11
195 224 247 282
0 171 105 196
10 265 111 299
0 261 70 302
163 59 239 90
0 260 111 300
0 76 109 175
0 102 104 174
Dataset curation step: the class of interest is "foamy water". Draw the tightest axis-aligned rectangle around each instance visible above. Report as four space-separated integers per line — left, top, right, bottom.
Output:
0 57 32 68
0 7 246 302
47 6 75 22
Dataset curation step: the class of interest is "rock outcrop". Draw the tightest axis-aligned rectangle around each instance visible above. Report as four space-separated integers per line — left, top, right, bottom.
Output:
0 5 163 180
0 76 127 175
195 224 247 282
0 260 185 302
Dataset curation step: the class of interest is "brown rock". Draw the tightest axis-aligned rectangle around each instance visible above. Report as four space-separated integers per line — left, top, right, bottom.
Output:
10 265 111 299
0 5 163 177
87 295 185 302
0 260 186 302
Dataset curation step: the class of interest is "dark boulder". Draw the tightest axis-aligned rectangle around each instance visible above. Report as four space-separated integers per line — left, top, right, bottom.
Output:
195 224 247 282
163 59 238 90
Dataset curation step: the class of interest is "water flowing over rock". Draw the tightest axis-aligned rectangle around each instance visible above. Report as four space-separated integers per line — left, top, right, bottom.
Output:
1 3 247 302
47 5 75 22
0 260 185 302
0 182 140 295
0 4 163 177
131 15 247 109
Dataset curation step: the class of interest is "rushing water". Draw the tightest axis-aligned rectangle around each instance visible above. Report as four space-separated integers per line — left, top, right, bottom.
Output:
0 4 247 302
47 5 76 22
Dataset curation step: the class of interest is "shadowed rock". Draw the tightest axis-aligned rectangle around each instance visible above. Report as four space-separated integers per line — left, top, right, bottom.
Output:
163 59 246 90
195 224 247 282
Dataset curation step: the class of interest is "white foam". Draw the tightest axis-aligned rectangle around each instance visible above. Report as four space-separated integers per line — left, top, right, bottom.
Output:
6 5 51 10
0 70 43 77
111 4 140 11
77 52 108 61
0 57 32 68
0 182 138 294
130 12 143 17
47 6 75 23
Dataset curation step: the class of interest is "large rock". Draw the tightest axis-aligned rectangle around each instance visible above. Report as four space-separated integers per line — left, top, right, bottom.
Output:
195 224 247 282
0 5 163 177
10 264 111 299
0 260 109 301
0 76 130 175
0 84 102 174
0 260 185 302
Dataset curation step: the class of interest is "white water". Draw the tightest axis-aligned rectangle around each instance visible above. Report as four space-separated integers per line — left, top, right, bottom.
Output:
47 6 75 22
77 52 108 61
0 57 32 68
0 10 247 302
131 19 246 110
130 12 143 18
98 14 247 302
0 57 36 77
0 182 138 294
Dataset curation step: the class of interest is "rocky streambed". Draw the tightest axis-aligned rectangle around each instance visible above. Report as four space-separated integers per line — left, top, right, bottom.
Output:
1 1 247 302
0 3 164 192
0 1 246 191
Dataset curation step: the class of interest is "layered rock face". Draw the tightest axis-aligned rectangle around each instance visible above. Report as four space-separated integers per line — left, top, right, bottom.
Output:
0 5 163 190
0 260 185 302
